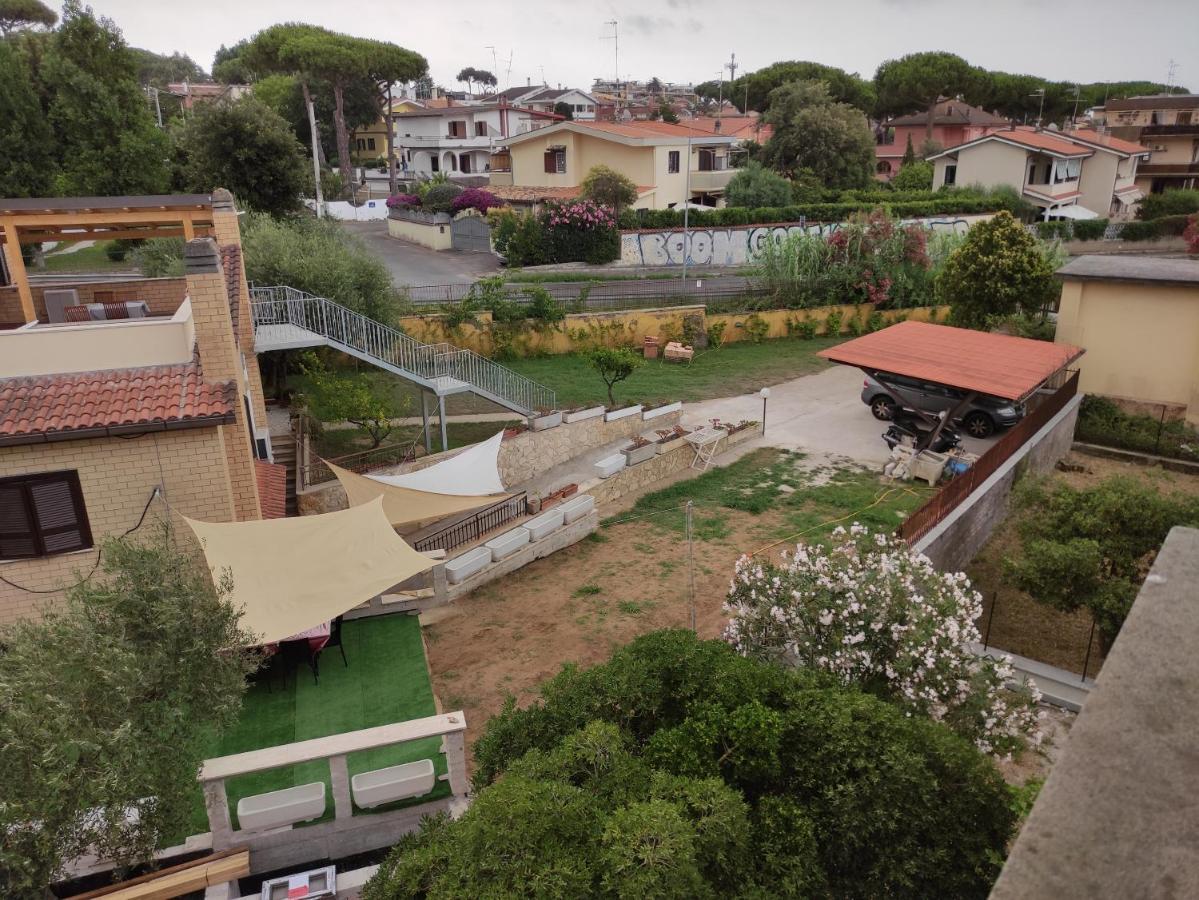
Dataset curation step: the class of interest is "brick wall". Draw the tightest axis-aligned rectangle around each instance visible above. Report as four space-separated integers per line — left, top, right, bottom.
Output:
0 278 188 324
0 427 236 625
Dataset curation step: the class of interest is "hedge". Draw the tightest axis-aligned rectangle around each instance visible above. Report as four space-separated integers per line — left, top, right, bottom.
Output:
1034 218 1109 241
1119 214 1192 242
617 194 1019 230
1075 395 1199 462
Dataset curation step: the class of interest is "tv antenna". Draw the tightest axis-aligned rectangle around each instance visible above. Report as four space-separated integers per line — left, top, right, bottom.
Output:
601 20 619 85
1166 59 1180 94
485 45 498 79
725 52 738 82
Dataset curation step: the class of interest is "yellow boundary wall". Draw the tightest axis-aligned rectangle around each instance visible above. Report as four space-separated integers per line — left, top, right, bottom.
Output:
398 303 950 357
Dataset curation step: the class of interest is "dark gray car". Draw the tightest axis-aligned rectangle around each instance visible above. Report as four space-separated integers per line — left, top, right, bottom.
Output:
860 373 1024 438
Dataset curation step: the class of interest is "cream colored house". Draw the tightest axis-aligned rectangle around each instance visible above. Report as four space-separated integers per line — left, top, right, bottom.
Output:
490 120 741 210
1055 255 1199 424
1093 94 1199 194
929 126 1149 219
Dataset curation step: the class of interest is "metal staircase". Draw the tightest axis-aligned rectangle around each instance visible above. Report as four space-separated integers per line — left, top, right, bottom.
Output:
249 285 555 416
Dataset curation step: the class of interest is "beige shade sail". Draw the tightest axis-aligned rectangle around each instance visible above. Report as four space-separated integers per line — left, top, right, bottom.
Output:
184 497 433 645
371 431 506 496
330 461 509 528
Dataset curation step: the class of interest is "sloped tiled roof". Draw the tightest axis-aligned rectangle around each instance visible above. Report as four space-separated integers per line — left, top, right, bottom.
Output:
255 460 289 519
1063 128 1151 156
932 127 1093 160
1105 94 1199 111
887 99 1010 127
0 362 236 445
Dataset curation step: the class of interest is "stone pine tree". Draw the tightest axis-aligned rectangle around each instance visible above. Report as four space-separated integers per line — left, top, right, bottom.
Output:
41 0 170 195
0 39 52 197
0 0 57 36
361 38 427 195
874 51 979 141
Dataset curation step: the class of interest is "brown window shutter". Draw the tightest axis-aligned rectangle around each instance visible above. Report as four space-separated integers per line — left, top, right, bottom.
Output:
0 483 37 559
544 151 555 173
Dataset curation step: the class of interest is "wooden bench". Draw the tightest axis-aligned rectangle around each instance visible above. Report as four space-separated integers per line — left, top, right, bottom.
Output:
351 758 436 809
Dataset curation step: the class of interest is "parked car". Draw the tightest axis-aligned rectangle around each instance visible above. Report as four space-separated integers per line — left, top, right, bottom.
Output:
860 373 1024 438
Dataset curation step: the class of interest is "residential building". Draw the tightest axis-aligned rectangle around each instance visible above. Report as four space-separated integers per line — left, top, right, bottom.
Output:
1094 94 1199 194
393 100 560 177
485 85 600 120
0 192 282 625
875 98 1010 179
929 126 1150 219
166 80 250 111
1055 255 1199 424
490 119 741 209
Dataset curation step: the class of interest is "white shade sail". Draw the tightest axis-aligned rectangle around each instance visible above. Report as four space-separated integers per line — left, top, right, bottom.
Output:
330 462 509 529
1045 204 1100 220
184 498 433 644
371 431 506 496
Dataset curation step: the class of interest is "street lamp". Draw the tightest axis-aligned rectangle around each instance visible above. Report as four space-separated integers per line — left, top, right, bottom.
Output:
758 387 770 435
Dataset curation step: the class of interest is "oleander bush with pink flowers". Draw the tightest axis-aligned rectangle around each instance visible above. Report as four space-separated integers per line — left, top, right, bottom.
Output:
724 524 1043 757
492 200 620 266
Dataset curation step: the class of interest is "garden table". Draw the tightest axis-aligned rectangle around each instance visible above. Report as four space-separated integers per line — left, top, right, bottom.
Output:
262 621 331 655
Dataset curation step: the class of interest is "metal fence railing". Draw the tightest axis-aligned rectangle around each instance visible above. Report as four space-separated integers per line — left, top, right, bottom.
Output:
412 492 528 554
300 439 423 492
898 370 1080 544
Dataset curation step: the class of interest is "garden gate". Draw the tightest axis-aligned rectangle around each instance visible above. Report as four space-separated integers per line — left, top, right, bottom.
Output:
451 216 491 251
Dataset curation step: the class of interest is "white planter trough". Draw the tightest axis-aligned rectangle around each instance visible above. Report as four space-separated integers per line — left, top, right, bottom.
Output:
445 546 492 584
563 406 605 424
642 401 683 421
528 410 563 431
525 507 565 541
237 782 325 832
605 405 643 422
623 442 657 466
485 527 531 560
351 758 436 809
594 453 627 478
560 493 595 524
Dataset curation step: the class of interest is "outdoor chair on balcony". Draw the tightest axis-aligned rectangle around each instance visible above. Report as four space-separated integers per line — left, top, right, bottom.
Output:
325 615 348 668
281 638 319 686
63 305 91 322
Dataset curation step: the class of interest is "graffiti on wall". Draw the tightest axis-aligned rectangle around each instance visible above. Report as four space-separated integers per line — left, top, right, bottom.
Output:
618 215 982 267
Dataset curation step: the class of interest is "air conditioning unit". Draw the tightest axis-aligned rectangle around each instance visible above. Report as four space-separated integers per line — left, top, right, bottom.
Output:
260 866 336 900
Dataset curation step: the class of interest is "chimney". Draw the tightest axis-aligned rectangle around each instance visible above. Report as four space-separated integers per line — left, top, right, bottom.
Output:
527 76 531 86
714 119 722 132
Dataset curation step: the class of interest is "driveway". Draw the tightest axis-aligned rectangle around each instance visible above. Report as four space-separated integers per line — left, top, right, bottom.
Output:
681 365 997 468
341 220 499 287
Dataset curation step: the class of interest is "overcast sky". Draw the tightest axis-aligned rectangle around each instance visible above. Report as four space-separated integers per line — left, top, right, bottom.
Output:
89 0 1198 94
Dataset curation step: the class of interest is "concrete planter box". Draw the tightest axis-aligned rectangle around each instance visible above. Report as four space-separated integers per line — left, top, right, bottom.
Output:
643 401 683 421
525 507 565 541
605 405 643 422
623 442 657 466
237 782 325 832
560 493 595 524
351 758 436 809
445 546 492 584
656 435 689 454
485 526 531 560
594 453 627 478
563 406 605 424
528 410 563 431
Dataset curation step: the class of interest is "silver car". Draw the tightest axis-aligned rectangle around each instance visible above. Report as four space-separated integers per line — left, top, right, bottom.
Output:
860 373 1024 438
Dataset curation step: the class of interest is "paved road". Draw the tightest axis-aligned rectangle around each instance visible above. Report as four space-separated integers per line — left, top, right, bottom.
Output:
341 220 499 286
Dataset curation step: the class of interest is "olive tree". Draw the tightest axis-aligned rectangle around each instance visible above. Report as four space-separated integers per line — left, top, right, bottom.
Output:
588 347 643 406
0 527 255 893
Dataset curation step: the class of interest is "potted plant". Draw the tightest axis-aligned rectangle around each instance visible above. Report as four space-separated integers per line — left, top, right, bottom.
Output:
622 435 657 466
605 403 644 422
643 400 683 421
655 425 691 454
528 409 563 431
563 405 605 424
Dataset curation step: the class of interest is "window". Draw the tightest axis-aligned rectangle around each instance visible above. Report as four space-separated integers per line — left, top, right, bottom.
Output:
0 471 92 560
543 148 566 174
668 150 680 173
356 139 365 151
475 121 487 136
575 104 585 113
448 120 466 138
944 164 957 186
459 153 471 173
876 160 893 175
430 156 439 172
367 138 376 151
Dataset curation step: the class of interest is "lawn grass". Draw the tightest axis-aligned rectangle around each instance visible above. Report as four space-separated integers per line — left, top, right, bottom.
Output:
618 448 931 545
505 335 846 408
40 241 138 275
184 614 446 837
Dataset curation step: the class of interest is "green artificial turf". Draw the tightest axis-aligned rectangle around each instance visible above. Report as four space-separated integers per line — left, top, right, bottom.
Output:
185 613 447 836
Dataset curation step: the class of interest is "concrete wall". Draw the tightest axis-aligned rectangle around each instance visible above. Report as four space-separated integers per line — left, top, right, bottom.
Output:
938 139 1028 192
914 394 1082 572
616 214 988 267
1056 278 1199 422
1076 149 1119 216
0 276 188 325
0 427 237 625
387 214 454 250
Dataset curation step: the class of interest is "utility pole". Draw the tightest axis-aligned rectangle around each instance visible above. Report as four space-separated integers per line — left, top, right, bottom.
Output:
686 500 696 633
486 45 498 81
716 70 724 118
681 132 692 288
1071 85 1081 124
1029 88 1046 126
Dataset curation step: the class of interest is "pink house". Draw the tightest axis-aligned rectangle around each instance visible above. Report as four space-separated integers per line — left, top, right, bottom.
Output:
875 99 1010 180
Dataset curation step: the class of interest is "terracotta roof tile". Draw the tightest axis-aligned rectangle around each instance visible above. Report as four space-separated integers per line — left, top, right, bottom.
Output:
220 244 242 337
0 362 237 443
887 99 1010 128
255 460 288 519
1064 128 1150 156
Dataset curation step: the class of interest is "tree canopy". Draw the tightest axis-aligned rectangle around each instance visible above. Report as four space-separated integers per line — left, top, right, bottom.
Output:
760 80 875 189
580 164 638 211
171 94 310 216
588 347 643 406
0 39 52 197
936 211 1060 328
700 59 876 114
725 160 792 208
456 66 496 92
129 47 205 87
0 527 255 894
0 0 56 35
365 630 1016 898
875 51 979 136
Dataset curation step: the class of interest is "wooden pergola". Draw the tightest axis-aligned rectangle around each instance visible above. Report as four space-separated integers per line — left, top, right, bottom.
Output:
0 194 216 323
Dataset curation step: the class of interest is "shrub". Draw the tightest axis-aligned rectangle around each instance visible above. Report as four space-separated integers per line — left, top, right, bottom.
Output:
384 193 420 209
1136 188 1199 220
522 285 565 323
133 237 184 277
1121 213 1192 241
1071 218 1109 241
450 187 501 215
725 161 793 208
588 346 643 406
1186 213 1199 254
422 182 464 214
1075 394 1199 462
544 200 620 265
890 160 934 191
742 313 770 343
580 164 639 210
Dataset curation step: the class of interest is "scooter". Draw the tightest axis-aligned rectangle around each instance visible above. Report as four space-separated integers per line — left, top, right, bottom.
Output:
882 419 962 454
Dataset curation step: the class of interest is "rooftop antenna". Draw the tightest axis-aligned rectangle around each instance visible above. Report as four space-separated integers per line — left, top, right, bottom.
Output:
602 20 619 89
1165 59 1179 94
725 52 738 83
504 50 514 90
485 45 498 81
1029 87 1046 126
540 64 547 87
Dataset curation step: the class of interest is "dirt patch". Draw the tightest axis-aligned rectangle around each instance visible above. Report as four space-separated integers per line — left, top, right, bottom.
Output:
966 451 1199 676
